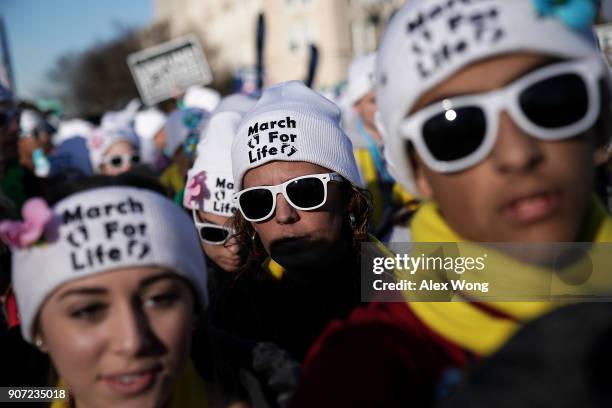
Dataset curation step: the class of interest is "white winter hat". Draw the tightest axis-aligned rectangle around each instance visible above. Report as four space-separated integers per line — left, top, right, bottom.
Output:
11 186 208 343
184 112 243 216
134 108 166 140
344 52 377 108
376 0 604 195
183 86 221 112
19 110 44 138
232 80 360 190
184 94 256 215
100 99 141 130
88 126 141 172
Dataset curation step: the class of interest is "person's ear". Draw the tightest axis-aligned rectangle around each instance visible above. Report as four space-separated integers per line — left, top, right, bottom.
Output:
593 144 611 167
407 142 434 199
34 334 48 353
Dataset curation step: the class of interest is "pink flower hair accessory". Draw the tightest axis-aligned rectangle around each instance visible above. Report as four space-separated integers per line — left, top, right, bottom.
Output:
0 198 54 249
183 171 211 209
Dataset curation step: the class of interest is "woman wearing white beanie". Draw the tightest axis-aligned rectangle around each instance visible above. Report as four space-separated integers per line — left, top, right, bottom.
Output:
88 125 141 176
0 176 240 407
184 94 256 273
230 80 375 360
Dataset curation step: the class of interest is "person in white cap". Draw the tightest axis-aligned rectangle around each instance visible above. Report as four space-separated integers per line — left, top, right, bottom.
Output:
88 125 141 176
88 102 143 177
344 53 416 242
231 80 378 360
134 108 166 167
17 109 55 177
0 176 241 407
184 94 256 273
290 1 612 407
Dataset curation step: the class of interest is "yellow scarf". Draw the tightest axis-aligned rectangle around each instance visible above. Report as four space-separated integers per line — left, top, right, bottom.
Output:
405 198 612 356
51 360 207 408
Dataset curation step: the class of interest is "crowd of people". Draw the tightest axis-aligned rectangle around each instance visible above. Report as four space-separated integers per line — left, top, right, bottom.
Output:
1 0 612 407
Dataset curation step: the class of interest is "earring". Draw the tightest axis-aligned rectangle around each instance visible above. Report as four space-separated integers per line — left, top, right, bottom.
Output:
349 213 356 228
35 338 43 348
251 231 258 241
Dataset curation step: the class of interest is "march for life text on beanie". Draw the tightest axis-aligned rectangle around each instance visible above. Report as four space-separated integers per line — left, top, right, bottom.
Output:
375 0 603 196
11 187 208 343
232 80 361 190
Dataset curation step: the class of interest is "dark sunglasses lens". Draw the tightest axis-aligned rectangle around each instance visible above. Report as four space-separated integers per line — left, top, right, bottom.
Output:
0 112 7 128
286 177 326 209
131 154 141 164
240 189 274 220
520 73 588 129
110 157 123 167
200 226 229 243
422 106 486 162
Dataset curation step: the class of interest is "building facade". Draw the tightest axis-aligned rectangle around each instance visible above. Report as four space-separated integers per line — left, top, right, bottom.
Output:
152 0 405 90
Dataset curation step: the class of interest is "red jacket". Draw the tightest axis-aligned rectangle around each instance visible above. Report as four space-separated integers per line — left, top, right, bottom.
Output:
290 302 474 408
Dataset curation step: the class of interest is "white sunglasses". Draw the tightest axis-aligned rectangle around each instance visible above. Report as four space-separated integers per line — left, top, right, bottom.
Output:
398 58 604 173
233 172 344 222
191 209 234 245
102 153 141 169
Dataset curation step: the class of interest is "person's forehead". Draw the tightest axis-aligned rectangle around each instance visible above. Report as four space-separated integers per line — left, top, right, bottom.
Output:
198 210 230 225
244 160 332 185
53 266 175 297
105 140 136 155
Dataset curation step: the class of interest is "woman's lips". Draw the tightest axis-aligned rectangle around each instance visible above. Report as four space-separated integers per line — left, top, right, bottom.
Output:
102 366 161 397
502 190 561 224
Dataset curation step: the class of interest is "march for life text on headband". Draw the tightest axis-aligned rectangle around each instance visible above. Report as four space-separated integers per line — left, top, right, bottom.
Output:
360 243 612 302
62 197 150 270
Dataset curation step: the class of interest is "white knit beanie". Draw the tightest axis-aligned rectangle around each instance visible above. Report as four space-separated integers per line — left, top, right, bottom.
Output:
344 52 377 108
11 186 208 343
232 80 360 190
135 108 166 141
100 99 141 130
134 108 167 165
184 101 253 215
19 110 45 138
376 0 604 195
183 85 221 112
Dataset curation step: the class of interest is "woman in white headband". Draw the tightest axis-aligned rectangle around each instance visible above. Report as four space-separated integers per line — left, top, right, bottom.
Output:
0 176 240 408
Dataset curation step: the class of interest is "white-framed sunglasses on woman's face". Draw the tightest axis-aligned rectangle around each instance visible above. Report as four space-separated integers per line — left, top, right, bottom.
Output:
191 209 234 245
102 153 141 169
233 172 344 223
398 58 605 174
